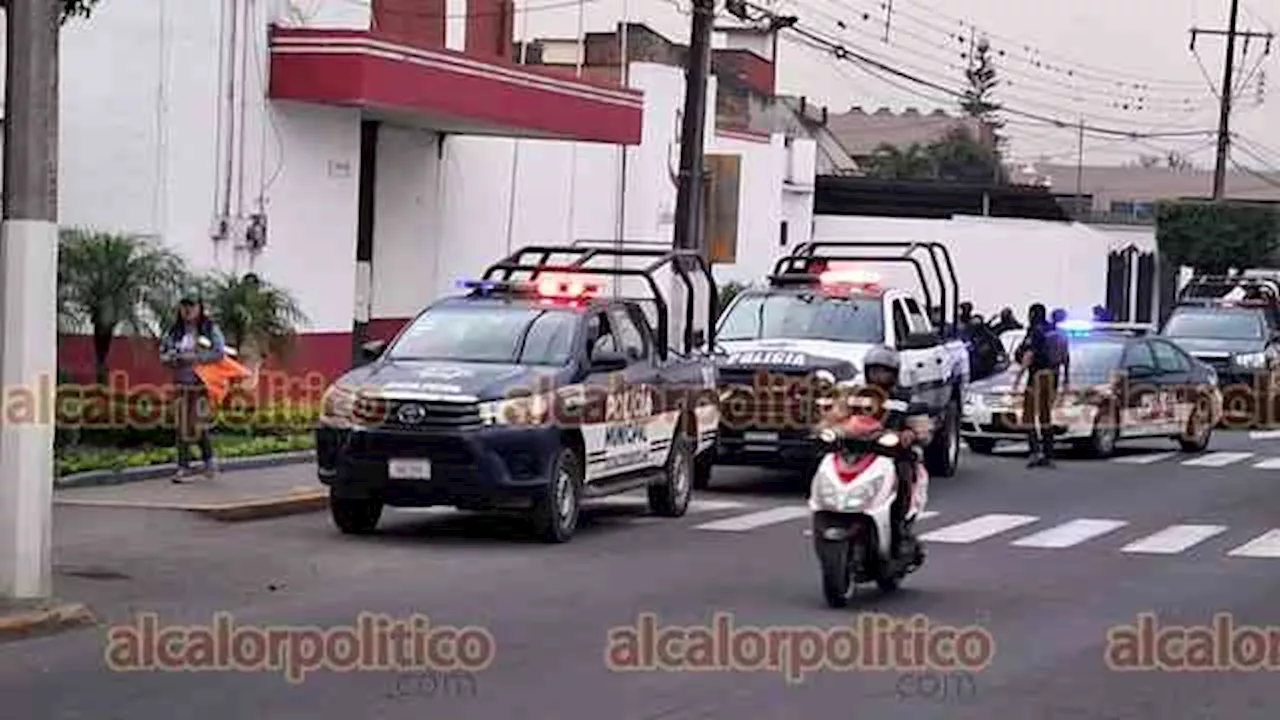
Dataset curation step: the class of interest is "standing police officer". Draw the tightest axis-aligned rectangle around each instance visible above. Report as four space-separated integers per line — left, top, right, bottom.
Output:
1014 304 1069 467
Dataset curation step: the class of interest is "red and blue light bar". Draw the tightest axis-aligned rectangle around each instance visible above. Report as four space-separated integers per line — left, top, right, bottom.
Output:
456 276 601 301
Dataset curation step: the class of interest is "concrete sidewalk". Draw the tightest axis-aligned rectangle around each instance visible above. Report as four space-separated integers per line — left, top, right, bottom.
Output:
54 463 327 521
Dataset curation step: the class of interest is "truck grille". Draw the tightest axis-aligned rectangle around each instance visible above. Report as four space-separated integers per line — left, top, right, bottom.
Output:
356 397 483 431
1192 355 1231 373
718 368 829 431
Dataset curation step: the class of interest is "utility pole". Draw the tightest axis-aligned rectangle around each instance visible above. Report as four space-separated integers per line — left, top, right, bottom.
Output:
672 0 715 257
1190 1 1274 199
0 0 61 600
1074 117 1084 217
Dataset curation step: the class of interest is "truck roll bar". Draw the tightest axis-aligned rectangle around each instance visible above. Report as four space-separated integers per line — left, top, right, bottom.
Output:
786 240 960 324
768 253 935 313
481 244 719 356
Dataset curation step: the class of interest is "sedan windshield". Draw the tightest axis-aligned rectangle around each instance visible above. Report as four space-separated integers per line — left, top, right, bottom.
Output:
717 292 884 343
1162 310 1264 340
387 305 578 365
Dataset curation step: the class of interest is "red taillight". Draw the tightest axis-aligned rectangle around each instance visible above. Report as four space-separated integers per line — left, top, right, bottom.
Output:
832 453 876 483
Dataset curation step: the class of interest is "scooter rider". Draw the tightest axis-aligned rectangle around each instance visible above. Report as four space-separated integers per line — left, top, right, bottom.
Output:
849 345 933 559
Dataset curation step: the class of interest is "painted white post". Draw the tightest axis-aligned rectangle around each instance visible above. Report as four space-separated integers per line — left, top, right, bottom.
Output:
0 0 60 600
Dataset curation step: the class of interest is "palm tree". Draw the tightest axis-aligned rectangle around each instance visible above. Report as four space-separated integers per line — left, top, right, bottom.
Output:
862 143 936 180
198 272 307 380
57 229 189 384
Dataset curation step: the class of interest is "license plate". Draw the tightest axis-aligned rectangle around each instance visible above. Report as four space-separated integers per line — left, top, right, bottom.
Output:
743 431 779 442
388 459 432 480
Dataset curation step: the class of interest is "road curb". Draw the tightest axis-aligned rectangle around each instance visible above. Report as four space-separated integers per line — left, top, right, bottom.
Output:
197 491 329 522
56 451 316 488
55 487 330 522
0 602 96 641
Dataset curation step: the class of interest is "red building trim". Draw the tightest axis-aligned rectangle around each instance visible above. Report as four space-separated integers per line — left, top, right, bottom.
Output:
269 28 644 145
716 126 771 144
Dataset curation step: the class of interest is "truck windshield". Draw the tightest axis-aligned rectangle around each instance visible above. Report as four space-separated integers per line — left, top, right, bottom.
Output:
386 306 578 365
1162 310 1265 340
718 292 884 343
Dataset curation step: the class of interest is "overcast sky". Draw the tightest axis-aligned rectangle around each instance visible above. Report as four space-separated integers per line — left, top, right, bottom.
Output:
516 0 1279 171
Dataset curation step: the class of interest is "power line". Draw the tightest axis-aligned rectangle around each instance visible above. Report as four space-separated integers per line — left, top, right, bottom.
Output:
882 0 1222 90
783 22 1218 139
789 0 1211 114
1189 1 1275 198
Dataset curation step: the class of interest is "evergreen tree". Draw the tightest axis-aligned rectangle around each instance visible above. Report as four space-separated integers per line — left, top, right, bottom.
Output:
959 37 1006 151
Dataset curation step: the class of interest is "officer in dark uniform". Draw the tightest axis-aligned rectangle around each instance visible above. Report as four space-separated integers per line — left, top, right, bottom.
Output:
851 345 932 557
1015 304 1069 467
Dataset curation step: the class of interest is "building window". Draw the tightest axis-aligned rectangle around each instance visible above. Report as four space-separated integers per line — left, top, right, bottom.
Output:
1134 202 1154 219
1110 201 1135 216
779 220 789 247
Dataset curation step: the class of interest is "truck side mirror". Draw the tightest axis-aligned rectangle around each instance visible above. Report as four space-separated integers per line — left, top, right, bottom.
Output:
361 340 387 361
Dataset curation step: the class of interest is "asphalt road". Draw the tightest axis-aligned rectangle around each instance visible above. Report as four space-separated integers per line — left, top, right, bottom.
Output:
6 428 1280 719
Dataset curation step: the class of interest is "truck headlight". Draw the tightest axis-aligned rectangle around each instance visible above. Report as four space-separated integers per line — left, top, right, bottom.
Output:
479 393 553 426
319 384 356 426
1234 352 1267 369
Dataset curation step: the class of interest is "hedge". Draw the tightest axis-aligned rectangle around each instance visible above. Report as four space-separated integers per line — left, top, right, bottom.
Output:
57 432 315 477
53 385 319 450
1156 200 1280 273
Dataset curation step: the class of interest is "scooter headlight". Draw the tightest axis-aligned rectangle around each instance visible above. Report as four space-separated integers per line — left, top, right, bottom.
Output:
877 432 900 447
818 427 840 444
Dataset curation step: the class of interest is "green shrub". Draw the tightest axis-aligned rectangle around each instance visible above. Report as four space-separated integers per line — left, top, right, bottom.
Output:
54 383 319 450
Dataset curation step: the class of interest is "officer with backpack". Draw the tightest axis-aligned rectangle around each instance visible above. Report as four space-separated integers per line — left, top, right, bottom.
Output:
1014 304 1070 468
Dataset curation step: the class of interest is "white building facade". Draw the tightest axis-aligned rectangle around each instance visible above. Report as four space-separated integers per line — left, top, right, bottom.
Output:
0 0 816 379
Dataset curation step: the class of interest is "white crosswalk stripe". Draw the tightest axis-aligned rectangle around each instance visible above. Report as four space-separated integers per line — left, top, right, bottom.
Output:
1227 530 1280 558
1251 458 1280 469
918 513 1040 543
1249 430 1280 440
1180 451 1254 467
1112 452 1178 465
687 504 1280 561
1121 524 1228 554
694 506 811 532
1010 519 1128 548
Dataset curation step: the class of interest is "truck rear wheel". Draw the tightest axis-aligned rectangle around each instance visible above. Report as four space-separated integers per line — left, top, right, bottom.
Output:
924 398 960 478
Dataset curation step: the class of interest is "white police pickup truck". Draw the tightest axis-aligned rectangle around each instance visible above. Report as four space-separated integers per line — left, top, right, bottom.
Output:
709 240 970 485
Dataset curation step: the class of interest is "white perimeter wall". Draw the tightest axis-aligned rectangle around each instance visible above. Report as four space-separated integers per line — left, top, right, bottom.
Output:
811 214 1159 320
11 0 812 335
18 0 368 334
368 62 816 323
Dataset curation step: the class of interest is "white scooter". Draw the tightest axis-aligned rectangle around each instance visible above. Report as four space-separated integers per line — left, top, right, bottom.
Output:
808 415 929 607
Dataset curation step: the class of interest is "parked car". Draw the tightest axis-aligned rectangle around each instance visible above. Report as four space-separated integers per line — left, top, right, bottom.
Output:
962 321 1222 457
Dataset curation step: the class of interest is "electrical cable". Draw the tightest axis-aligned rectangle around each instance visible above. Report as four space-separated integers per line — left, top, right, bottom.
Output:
790 0 1215 110
783 23 1218 139
879 0 1222 89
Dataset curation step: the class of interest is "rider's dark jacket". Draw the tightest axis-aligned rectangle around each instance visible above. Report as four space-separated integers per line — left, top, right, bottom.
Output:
881 384 932 439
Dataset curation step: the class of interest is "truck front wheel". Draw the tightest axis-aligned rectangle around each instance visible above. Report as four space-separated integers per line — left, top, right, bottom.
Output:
924 399 960 478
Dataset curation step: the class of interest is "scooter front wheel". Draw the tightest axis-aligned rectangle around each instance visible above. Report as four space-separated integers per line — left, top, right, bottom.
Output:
816 538 854 608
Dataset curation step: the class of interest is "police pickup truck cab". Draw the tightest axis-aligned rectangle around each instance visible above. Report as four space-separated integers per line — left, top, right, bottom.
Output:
709 240 970 484
315 245 720 543
1161 275 1280 424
